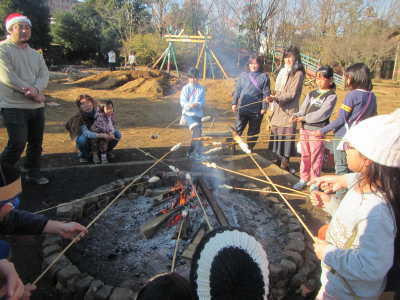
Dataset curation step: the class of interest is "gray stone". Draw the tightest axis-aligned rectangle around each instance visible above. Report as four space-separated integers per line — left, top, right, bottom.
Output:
269 263 282 282
94 285 113 300
120 279 136 289
42 235 63 247
73 202 85 219
74 275 95 299
97 197 111 209
42 244 62 258
42 259 69 279
144 189 152 196
57 265 80 285
57 204 74 219
280 259 297 275
266 196 280 203
288 222 302 232
290 272 308 288
284 250 304 266
288 232 305 241
286 239 306 252
84 280 104 300
275 278 288 288
85 203 98 216
66 276 78 292
127 192 139 200
280 215 289 223
109 287 136 300
271 288 286 300
84 194 99 206
56 281 68 293
43 253 70 268
136 183 146 194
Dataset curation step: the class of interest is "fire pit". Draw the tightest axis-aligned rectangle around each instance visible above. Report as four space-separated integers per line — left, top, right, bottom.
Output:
40 170 320 299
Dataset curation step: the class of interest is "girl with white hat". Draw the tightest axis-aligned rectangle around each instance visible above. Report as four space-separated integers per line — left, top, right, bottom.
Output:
309 109 400 299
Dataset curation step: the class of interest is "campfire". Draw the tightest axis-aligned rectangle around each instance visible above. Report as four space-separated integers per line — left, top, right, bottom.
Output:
140 174 200 240
45 171 318 299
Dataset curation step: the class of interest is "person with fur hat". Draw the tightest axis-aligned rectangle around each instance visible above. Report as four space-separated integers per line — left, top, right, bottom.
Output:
180 67 206 161
0 163 88 298
309 109 400 299
0 13 50 184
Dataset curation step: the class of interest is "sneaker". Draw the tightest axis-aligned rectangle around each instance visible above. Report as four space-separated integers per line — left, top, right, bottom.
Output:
25 174 49 185
309 183 320 192
79 157 89 163
293 180 307 191
92 153 100 164
101 153 108 164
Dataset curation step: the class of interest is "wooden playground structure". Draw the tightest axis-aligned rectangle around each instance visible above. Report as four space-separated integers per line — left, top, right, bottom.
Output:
152 30 229 79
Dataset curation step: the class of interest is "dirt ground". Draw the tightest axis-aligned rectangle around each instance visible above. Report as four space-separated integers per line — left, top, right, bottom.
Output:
0 67 399 299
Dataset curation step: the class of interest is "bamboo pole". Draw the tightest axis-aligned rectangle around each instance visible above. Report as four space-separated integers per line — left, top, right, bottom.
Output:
203 45 207 80
202 162 309 197
152 47 168 69
209 48 229 79
33 145 181 285
196 43 206 69
224 186 307 198
248 153 316 241
231 130 316 241
171 211 186 272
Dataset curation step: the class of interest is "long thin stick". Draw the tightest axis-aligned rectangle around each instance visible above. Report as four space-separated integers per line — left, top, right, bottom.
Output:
230 130 315 240
226 186 307 198
202 162 309 197
207 138 338 144
248 154 316 241
165 116 180 129
33 148 176 285
34 186 123 214
171 214 185 272
193 186 213 230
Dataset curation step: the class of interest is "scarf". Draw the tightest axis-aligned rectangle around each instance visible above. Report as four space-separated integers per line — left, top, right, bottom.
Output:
275 65 291 92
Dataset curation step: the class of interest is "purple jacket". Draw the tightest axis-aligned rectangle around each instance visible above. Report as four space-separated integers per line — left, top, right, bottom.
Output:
320 90 377 137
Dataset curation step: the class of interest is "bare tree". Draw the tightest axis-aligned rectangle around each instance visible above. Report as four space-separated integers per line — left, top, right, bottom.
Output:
222 0 281 52
149 0 175 35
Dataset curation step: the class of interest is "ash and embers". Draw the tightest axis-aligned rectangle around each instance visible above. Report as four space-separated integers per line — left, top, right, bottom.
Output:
69 181 287 291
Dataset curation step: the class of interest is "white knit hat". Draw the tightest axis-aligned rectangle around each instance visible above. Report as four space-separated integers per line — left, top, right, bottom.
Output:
5 13 31 32
343 109 400 167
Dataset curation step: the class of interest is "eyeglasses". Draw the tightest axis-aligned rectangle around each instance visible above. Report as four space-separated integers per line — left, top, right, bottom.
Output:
343 141 354 151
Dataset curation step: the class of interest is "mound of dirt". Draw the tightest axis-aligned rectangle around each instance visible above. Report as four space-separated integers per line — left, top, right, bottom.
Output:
72 70 163 88
116 77 164 96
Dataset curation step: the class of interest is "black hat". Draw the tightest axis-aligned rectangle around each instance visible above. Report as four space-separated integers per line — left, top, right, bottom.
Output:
0 163 22 202
187 67 199 79
190 227 270 300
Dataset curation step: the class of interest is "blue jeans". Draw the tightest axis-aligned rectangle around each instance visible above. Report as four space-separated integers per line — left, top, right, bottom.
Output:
332 139 349 199
76 130 121 159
